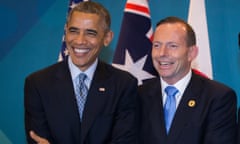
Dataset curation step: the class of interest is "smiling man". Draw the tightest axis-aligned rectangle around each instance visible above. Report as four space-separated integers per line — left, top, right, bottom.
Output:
24 1 138 144
137 16 237 144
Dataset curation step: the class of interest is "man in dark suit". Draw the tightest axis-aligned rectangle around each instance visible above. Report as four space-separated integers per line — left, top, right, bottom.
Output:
24 1 138 144
137 16 237 144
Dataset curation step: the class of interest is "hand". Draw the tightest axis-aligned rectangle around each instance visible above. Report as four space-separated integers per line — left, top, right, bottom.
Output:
29 131 50 144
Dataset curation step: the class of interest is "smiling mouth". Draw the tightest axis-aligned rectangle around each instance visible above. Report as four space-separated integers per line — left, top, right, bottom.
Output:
73 48 90 54
160 61 174 66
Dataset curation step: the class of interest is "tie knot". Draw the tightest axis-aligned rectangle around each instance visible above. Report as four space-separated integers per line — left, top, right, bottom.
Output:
79 73 87 82
165 86 178 97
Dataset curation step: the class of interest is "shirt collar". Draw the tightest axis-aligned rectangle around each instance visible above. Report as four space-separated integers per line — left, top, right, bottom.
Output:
161 70 192 97
68 57 98 83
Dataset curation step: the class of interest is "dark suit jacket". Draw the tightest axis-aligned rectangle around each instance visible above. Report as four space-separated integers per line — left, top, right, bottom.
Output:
137 72 237 144
24 59 138 144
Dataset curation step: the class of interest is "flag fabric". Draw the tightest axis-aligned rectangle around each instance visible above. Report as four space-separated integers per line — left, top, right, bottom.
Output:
188 0 213 78
112 0 158 85
58 0 89 61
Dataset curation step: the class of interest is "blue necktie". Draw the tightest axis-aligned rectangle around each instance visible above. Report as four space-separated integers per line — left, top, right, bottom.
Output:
76 73 88 121
164 86 178 133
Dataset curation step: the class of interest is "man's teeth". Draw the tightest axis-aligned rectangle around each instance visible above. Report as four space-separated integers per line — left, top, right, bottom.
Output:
160 62 173 65
74 48 89 53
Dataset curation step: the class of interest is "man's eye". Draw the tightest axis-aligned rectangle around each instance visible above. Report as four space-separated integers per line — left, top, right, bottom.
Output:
85 29 98 37
86 30 97 37
69 29 78 33
68 27 79 34
168 44 178 49
87 31 97 36
152 43 161 48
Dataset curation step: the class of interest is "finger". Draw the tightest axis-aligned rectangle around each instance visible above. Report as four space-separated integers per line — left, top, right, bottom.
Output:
30 130 42 142
29 130 50 144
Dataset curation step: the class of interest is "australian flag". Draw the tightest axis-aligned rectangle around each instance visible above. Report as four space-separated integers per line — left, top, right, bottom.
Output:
112 0 158 85
58 0 89 61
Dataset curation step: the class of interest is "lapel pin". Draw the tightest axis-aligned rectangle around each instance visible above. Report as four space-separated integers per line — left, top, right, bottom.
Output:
99 87 105 92
188 100 196 107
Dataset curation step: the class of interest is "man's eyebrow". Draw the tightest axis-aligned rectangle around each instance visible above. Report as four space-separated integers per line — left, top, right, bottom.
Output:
68 27 79 31
152 41 162 45
86 29 98 34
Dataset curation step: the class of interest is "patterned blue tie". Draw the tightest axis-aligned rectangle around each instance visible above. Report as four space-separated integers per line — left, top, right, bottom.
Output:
76 73 88 121
164 86 178 133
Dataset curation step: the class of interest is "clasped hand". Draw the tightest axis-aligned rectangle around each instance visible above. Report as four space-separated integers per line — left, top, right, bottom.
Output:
29 131 50 144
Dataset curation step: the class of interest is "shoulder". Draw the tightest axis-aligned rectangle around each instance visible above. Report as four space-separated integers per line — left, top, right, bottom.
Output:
25 61 66 81
194 73 234 91
138 77 160 92
192 73 236 99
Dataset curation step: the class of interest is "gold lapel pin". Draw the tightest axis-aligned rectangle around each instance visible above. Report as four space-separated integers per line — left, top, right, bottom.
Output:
188 100 196 107
99 87 105 92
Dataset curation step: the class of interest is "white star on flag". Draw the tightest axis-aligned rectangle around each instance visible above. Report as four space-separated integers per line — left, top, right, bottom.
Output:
113 50 155 85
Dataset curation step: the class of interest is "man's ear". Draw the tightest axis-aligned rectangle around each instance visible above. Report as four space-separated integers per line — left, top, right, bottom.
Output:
188 45 198 61
104 30 114 47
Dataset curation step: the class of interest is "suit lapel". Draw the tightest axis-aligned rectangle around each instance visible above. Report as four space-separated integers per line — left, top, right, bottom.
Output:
81 61 111 142
167 73 203 143
55 61 80 117
144 78 168 142
54 60 82 143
